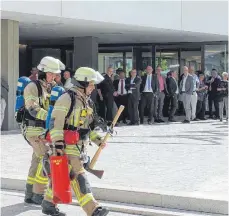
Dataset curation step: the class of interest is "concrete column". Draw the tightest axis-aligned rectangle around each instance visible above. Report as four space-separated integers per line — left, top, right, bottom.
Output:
1 19 19 130
73 37 98 70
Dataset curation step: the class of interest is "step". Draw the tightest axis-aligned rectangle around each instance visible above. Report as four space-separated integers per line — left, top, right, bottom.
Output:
1 177 228 215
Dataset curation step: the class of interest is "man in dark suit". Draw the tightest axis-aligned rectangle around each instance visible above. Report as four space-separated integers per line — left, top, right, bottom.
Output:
206 69 221 119
97 67 116 125
125 69 141 125
140 66 159 124
113 69 128 124
167 71 179 122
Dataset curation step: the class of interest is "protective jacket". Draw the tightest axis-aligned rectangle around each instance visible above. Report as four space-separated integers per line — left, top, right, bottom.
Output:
49 87 102 154
24 79 56 138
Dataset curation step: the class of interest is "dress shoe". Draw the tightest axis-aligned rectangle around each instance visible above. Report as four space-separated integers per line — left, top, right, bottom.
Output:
128 122 134 125
168 119 176 122
155 119 161 123
182 120 190 123
158 119 165 123
199 117 207 120
192 118 199 121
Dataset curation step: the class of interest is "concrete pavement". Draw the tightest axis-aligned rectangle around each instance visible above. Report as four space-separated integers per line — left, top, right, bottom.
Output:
1 119 228 214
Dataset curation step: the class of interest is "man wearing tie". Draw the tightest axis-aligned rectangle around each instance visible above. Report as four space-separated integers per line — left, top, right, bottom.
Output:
113 70 128 124
140 66 159 124
125 69 141 125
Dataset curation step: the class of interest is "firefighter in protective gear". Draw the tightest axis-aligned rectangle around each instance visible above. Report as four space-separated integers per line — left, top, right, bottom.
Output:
24 56 65 205
41 67 109 216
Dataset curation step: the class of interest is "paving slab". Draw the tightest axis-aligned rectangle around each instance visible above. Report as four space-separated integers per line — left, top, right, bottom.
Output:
1 119 228 198
1 190 225 216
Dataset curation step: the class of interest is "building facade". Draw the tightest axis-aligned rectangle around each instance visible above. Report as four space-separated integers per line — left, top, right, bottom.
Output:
1 1 228 130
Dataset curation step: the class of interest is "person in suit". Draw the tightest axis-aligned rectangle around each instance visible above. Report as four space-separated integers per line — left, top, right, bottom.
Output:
167 70 179 122
206 69 221 119
140 65 159 124
189 66 200 120
155 65 168 123
163 71 172 117
97 67 116 125
196 73 208 120
125 69 141 125
179 66 194 123
113 69 128 124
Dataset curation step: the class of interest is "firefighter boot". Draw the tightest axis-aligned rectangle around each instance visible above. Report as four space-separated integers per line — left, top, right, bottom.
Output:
24 184 34 203
92 207 109 216
41 200 66 216
31 193 44 205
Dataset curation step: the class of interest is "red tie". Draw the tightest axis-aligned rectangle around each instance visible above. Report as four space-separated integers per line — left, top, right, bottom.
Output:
121 79 124 95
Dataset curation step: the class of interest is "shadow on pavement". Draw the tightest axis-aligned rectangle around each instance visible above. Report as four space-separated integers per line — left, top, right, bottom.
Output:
1 203 41 216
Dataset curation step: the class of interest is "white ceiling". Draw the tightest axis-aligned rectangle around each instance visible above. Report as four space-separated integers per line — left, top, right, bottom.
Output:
1 10 228 44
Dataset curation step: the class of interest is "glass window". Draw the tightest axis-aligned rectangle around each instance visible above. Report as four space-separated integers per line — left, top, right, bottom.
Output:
156 50 179 77
125 52 133 76
180 50 201 71
98 53 123 74
204 44 228 76
32 48 60 67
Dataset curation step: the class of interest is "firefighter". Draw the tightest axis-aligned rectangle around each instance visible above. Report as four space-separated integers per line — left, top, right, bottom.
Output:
41 67 109 216
24 56 65 204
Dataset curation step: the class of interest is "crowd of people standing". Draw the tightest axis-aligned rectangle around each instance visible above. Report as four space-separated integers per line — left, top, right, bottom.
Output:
97 66 228 125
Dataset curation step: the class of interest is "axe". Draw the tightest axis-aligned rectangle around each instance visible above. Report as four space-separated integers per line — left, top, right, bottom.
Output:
89 105 125 170
83 156 104 179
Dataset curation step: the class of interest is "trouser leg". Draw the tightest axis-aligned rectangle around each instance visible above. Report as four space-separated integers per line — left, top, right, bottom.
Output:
104 95 114 122
157 92 165 119
199 100 206 119
183 94 192 121
208 94 213 116
70 155 99 216
219 101 224 120
27 137 49 195
191 92 197 120
196 100 202 118
169 95 178 120
140 94 147 123
224 97 228 119
213 97 220 118
132 98 139 123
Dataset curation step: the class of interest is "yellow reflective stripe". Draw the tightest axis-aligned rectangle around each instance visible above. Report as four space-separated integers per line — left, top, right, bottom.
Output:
65 150 80 156
54 106 68 114
24 95 37 102
26 180 34 184
71 180 80 200
70 108 80 127
45 188 53 199
35 163 48 184
36 109 47 120
79 193 94 207
89 131 101 141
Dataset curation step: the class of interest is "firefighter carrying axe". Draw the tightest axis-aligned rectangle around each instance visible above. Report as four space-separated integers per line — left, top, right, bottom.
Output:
89 105 125 171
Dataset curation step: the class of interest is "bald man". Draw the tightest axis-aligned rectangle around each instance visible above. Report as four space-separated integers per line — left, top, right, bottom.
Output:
179 66 194 123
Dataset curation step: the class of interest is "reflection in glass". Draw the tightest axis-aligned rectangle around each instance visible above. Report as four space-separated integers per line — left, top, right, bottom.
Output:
204 45 228 76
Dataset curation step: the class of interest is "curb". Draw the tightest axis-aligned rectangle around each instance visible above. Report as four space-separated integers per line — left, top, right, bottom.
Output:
1 177 228 215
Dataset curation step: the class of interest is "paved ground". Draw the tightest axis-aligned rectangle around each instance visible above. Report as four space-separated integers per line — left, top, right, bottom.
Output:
1 190 137 216
1 119 228 198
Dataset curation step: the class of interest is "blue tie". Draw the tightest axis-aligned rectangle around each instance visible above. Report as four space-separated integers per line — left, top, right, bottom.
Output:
148 75 151 90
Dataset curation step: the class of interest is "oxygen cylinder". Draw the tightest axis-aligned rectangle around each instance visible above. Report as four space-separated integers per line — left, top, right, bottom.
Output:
46 86 65 129
50 154 72 204
15 76 31 112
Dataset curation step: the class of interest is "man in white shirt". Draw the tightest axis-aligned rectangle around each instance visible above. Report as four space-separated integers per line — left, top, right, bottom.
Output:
113 70 128 123
179 66 194 123
139 66 159 124
63 68 73 90
189 66 199 120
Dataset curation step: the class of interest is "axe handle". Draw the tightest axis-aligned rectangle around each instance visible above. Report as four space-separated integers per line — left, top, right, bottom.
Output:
89 105 125 169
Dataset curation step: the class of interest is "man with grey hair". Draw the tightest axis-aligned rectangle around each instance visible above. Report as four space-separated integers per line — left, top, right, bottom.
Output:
189 66 199 120
217 72 228 121
179 66 194 123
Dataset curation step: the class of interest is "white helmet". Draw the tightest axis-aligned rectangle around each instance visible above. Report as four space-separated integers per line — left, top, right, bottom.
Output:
74 67 104 85
37 56 65 74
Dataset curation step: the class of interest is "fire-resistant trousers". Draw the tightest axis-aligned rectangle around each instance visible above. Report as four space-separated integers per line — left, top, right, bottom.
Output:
26 131 49 195
44 145 99 216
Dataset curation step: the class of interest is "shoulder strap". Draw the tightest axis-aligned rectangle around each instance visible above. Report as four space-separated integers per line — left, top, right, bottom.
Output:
32 80 43 107
66 90 76 119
